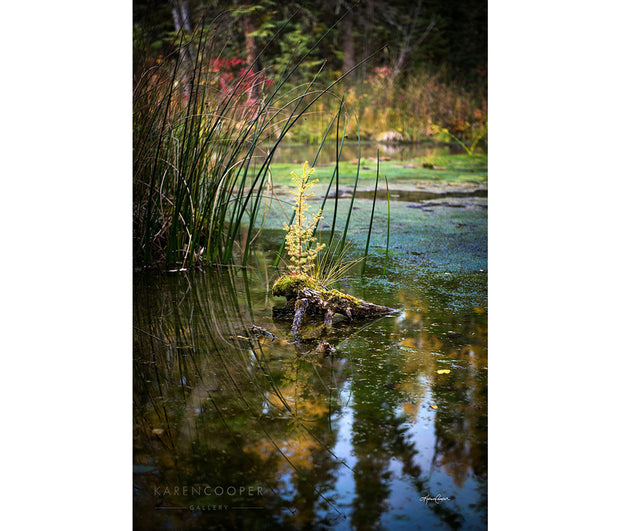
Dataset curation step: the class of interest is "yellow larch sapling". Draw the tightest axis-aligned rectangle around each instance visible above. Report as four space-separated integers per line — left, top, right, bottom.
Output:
283 161 325 277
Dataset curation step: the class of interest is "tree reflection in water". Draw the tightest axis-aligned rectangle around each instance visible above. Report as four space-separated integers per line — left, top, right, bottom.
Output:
134 262 487 529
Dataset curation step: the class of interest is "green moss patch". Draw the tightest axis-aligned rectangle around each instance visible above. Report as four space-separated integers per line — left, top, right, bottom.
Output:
323 288 362 306
264 153 487 189
272 274 363 307
272 274 318 299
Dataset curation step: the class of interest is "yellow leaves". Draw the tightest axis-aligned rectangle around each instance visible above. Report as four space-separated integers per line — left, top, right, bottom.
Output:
429 123 441 135
436 369 451 375
430 404 438 410
289 162 318 199
284 161 324 275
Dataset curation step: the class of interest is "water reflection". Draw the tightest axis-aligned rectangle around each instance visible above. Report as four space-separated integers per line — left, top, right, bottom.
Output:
134 262 487 529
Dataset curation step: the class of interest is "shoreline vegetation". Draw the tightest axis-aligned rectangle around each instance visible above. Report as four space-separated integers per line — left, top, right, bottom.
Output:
133 4 487 271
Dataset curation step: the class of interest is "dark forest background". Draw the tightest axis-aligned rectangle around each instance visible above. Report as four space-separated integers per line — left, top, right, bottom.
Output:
134 0 486 87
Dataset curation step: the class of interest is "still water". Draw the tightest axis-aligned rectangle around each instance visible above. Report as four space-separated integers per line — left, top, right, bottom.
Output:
267 141 472 165
134 244 487 529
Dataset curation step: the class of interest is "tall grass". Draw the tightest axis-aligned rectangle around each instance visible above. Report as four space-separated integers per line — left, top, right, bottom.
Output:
134 20 368 270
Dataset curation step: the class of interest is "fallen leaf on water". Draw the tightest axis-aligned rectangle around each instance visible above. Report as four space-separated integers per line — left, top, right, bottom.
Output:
436 369 451 374
430 404 438 410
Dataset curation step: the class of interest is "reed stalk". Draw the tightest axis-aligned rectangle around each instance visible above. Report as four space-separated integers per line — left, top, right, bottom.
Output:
361 152 381 277
134 16 387 271
383 175 391 276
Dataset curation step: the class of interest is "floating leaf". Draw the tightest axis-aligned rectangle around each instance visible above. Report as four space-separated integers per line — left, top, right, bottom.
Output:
430 404 438 410
437 369 451 374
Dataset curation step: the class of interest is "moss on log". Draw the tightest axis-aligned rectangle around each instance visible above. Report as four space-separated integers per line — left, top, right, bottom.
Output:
272 273 318 298
272 274 396 332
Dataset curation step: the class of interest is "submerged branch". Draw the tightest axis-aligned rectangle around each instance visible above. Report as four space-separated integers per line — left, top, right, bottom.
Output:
291 297 309 335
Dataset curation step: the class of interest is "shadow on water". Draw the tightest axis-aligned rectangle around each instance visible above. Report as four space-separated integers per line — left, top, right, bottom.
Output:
134 258 487 530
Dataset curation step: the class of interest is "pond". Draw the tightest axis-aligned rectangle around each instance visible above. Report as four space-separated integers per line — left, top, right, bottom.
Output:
266 141 477 166
134 202 487 530
133 148 487 529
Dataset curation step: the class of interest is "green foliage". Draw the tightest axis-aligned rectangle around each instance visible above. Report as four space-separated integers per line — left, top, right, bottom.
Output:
134 0 486 84
269 22 326 83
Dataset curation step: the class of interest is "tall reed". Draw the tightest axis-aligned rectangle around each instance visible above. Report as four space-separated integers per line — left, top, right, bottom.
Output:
361 153 381 277
134 20 367 269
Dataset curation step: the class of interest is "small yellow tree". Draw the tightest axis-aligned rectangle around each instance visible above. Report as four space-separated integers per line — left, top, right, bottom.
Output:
284 162 325 276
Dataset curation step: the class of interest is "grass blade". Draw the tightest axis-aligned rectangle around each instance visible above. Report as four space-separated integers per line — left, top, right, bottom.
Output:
361 152 381 277
339 115 361 254
383 174 391 276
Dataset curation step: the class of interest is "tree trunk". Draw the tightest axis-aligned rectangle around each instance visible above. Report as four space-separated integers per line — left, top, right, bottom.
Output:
170 0 193 98
390 0 436 81
341 11 355 75
170 0 192 33
361 0 375 79
243 15 260 101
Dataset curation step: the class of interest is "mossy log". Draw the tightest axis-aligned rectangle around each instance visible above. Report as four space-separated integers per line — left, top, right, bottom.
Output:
273 274 396 333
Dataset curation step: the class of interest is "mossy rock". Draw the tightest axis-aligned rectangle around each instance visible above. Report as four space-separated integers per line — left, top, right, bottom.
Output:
376 130 406 143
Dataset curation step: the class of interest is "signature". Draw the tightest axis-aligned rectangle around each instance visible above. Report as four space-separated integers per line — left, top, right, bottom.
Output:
419 494 451 504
